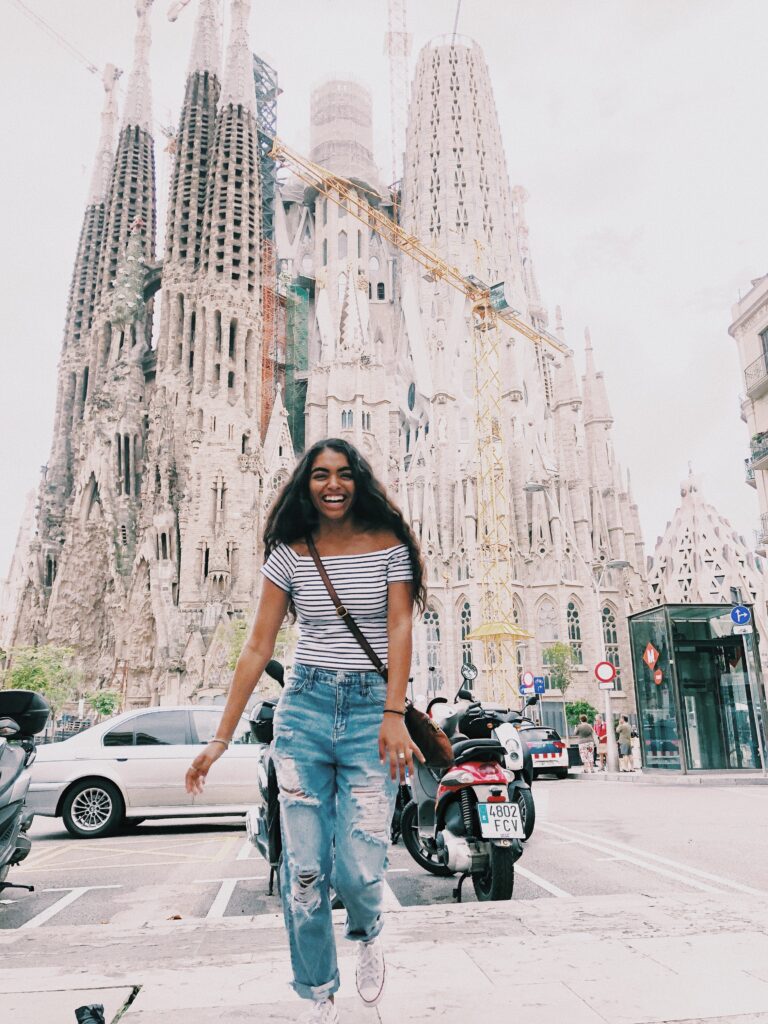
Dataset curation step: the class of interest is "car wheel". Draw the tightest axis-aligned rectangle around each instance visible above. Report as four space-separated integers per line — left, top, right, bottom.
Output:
62 779 124 839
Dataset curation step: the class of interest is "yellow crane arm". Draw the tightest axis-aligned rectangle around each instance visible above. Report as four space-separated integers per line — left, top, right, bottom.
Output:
268 137 568 357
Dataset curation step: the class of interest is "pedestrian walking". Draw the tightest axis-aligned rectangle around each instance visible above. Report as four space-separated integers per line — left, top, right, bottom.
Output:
185 438 427 1023
617 714 634 772
573 714 597 773
593 713 608 771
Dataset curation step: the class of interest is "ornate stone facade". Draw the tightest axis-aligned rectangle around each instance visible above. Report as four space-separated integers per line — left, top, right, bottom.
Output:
3 13 647 721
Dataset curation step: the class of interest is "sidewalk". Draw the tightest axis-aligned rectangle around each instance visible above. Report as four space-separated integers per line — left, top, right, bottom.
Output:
5 890 768 1023
570 767 768 786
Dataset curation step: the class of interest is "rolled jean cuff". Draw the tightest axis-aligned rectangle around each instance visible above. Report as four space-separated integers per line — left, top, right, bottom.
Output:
292 973 340 1001
345 912 383 944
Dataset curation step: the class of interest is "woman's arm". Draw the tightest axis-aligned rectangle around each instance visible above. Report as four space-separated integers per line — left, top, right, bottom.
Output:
185 579 289 794
379 581 424 781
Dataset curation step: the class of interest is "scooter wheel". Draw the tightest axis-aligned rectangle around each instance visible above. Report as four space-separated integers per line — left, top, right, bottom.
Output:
515 787 535 840
401 801 454 877
472 843 515 901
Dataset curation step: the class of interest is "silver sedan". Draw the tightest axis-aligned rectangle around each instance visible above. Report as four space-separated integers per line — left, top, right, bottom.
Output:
27 705 258 838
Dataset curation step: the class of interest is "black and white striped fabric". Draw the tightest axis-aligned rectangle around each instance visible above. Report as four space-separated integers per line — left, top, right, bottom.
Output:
261 543 414 671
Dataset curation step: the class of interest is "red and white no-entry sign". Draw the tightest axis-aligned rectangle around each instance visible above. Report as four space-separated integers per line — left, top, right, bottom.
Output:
594 661 616 684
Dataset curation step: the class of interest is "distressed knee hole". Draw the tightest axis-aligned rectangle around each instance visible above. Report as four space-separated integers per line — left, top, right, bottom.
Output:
276 756 319 806
291 869 323 914
351 784 389 844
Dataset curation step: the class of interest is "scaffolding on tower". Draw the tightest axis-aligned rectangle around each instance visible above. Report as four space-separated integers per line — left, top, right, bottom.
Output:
253 53 285 436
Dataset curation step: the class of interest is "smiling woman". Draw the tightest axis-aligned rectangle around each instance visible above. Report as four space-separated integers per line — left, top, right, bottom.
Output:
185 438 426 1021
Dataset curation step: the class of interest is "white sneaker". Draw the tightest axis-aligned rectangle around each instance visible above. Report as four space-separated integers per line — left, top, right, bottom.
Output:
302 999 339 1023
356 936 386 1007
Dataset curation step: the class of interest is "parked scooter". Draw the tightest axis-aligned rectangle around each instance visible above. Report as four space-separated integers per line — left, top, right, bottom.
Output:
401 664 526 902
246 660 285 895
0 689 50 894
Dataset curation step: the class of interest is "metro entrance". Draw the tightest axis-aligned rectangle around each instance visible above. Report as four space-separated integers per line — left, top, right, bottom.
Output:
628 604 768 774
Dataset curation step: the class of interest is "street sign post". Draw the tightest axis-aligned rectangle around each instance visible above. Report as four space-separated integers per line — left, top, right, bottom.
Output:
519 671 534 696
642 643 660 670
733 624 753 636
594 661 616 683
533 676 546 694
654 668 663 685
731 606 751 626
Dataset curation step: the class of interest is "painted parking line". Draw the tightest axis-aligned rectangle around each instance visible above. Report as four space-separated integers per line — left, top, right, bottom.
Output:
21 885 122 930
236 839 253 861
19 844 72 871
382 880 401 910
541 822 767 896
515 865 571 898
192 876 266 919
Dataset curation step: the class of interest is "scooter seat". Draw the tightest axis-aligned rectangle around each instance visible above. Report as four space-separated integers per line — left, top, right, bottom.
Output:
451 737 506 766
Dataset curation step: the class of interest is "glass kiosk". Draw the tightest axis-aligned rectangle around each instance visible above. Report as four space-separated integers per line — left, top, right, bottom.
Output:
628 604 768 774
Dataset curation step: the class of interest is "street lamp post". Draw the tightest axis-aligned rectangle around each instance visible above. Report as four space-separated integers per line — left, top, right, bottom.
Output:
595 559 630 774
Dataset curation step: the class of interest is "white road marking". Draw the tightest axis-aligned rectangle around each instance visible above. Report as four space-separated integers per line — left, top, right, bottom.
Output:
206 878 239 918
21 885 122 930
515 865 571 897
236 839 253 861
541 822 766 896
386 867 410 873
192 875 266 919
382 879 401 910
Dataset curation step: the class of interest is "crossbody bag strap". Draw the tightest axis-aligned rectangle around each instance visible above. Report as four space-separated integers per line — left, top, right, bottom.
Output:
305 535 387 679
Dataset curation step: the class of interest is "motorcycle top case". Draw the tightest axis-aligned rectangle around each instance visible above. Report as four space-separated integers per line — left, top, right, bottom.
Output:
250 700 277 744
0 690 50 736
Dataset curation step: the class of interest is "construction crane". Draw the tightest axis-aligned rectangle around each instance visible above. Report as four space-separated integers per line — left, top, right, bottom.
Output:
384 0 411 188
269 137 561 700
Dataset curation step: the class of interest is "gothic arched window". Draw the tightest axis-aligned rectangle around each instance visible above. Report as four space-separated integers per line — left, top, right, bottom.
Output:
423 607 442 693
377 282 386 300
602 605 622 689
338 230 348 259
567 600 583 664
537 597 558 690
460 601 473 665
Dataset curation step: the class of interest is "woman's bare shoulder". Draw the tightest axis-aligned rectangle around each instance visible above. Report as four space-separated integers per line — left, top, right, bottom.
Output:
288 540 310 556
369 529 402 550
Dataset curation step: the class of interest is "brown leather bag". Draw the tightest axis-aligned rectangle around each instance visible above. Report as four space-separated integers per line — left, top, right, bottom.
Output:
306 536 453 768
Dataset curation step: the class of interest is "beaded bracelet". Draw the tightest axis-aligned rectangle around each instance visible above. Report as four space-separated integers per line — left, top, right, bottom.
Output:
383 709 406 717
210 737 230 747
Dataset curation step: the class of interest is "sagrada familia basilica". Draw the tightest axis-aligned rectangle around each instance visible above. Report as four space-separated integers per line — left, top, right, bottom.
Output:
1 0 650 719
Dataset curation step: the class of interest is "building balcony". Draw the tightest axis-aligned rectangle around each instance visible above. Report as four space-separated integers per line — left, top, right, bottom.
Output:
739 395 751 423
759 513 768 546
745 353 768 400
751 436 768 471
746 458 757 487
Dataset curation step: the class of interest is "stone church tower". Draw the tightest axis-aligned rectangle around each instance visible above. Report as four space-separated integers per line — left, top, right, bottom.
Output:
5 12 648 722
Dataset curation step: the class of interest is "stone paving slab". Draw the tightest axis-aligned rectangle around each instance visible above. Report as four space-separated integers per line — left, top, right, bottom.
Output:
2 986 134 1024
4 893 768 1023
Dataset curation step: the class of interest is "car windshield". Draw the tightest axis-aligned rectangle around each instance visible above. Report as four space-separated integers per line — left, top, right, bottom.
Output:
519 728 561 743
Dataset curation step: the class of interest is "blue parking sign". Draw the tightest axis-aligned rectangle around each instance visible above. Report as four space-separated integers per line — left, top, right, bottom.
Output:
731 606 751 625
533 676 546 694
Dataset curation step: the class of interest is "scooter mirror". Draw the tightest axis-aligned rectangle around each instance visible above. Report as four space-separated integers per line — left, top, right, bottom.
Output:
0 717 20 738
525 695 539 707
456 687 474 701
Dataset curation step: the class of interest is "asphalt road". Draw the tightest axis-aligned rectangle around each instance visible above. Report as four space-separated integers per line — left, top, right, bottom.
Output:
3 778 767 931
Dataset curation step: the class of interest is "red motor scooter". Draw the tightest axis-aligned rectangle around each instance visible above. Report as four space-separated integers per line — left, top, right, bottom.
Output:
401 670 525 901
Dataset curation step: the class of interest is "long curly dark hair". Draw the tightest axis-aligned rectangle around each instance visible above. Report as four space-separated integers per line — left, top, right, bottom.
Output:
263 438 426 613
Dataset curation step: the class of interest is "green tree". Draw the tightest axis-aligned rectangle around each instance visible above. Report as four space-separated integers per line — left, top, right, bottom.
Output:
542 641 576 695
565 699 599 729
226 619 249 670
2 645 82 724
85 690 122 720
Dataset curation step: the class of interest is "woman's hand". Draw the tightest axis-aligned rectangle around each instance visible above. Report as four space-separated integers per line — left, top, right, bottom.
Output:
379 716 424 781
185 741 228 796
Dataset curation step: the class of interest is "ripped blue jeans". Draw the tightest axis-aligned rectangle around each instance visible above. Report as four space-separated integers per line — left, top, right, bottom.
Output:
272 664 397 1001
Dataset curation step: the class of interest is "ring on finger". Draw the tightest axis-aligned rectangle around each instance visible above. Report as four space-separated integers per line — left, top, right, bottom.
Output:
397 752 406 760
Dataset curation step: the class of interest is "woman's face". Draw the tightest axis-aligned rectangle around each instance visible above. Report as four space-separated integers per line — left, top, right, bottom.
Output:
308 448 356 522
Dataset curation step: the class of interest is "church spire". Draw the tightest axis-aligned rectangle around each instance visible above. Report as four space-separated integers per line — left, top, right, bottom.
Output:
122 0 154 133
582 327 613 426
220 0 258 116
95 0 157 300
87 64 121 205
188 0 221 77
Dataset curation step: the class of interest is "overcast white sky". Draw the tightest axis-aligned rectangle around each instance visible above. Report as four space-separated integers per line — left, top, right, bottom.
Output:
1 0 766 576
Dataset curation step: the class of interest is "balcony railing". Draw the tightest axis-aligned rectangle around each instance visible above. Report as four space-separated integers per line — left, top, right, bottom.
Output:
751 436 768 470
745 352 768 398
760 513 768 545
746 458 756 486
